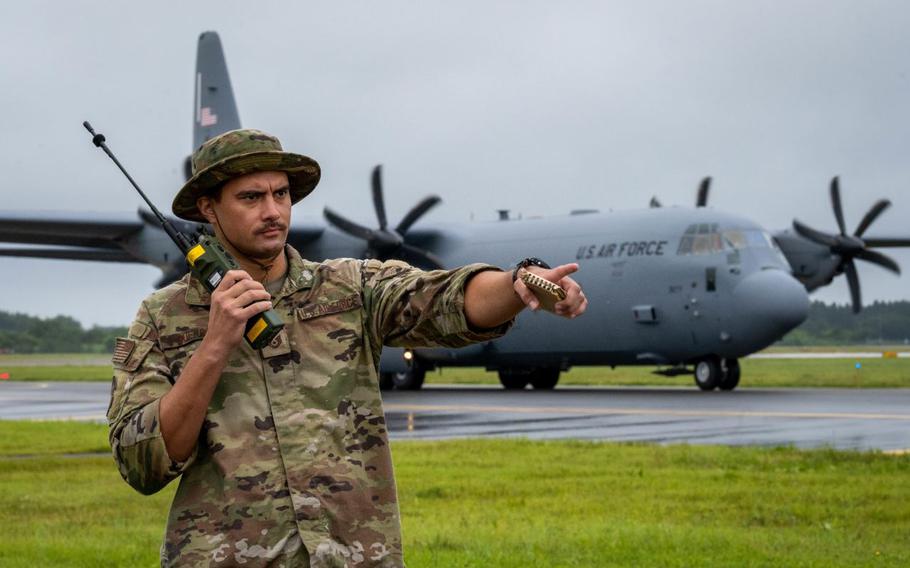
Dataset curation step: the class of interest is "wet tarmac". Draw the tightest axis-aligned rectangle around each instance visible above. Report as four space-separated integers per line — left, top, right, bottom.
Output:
2 382 908 451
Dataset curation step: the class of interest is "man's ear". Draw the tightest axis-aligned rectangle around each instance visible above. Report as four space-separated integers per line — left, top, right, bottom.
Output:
196 195 217 225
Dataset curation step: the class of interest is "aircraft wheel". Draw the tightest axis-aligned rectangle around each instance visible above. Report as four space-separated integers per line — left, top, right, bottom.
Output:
379 372 395 391
529 368 560 390
498 369 530 390
718 359 741 391
392 368 426 390
694 357 722 391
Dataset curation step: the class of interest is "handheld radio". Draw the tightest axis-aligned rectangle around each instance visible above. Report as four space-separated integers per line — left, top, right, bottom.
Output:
83 121 285 350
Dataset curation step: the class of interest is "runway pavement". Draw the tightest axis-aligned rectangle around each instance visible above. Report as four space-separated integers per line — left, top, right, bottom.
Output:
2 381 909 451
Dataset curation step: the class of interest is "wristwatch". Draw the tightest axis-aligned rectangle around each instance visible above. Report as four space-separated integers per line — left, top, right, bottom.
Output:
512 257 551 283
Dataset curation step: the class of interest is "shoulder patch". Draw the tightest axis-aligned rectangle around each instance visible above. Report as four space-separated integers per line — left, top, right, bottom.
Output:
112 338 135 367
111 338 155 372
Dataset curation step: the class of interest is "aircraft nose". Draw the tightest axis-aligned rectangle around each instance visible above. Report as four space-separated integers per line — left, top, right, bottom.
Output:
732 269 809 340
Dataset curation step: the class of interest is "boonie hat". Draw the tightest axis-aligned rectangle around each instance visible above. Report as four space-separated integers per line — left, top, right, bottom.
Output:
172 128 321 222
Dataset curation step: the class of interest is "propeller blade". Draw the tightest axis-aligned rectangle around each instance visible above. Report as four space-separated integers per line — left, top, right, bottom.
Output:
792 220 838 247
853 199 891 237
649 196 662 208
696 177 711 207
861 237 910 248
323 207 375 241
830 177 847 236
371 165 388 230
400 243 445 270
396 195 442 234
843 260 862 313
855 248 901 275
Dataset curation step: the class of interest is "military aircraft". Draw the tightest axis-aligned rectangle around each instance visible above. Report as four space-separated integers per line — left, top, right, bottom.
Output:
1 32 908 392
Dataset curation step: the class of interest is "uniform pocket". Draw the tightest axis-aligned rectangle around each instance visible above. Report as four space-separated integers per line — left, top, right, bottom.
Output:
158 327 206 381
291 294 366 393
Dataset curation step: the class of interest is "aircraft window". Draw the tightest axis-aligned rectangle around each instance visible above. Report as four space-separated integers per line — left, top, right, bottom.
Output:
692 236 710 254
678 225 724 255
722 230 747 250
745 230 769 248
721 229 773 251
677 236 694 255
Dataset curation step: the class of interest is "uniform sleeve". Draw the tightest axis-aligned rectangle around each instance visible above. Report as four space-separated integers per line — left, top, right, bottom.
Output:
107 301 197 495
361 259 514 349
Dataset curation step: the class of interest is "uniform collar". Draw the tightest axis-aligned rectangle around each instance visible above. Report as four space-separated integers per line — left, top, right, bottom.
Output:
185 244 317 306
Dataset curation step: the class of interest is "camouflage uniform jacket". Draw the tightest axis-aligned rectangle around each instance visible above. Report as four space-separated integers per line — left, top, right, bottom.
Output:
108 246 510 567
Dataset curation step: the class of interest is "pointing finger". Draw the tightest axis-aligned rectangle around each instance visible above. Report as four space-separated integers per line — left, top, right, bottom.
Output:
546 263 579 282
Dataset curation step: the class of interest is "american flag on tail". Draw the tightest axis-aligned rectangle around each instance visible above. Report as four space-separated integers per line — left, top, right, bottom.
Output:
199 107 218 127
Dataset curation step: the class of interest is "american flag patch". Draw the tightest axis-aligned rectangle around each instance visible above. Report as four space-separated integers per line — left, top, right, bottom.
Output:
112 338 136 367
199 106 218 127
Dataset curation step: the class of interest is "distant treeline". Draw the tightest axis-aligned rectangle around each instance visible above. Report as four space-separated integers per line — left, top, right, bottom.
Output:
0 300 908 353
780 300 910 345
0 311 127 354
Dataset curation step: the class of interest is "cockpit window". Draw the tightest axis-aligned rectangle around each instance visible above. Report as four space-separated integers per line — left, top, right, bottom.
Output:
677 224 780 256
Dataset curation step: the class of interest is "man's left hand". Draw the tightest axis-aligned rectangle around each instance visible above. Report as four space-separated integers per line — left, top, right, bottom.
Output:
514 263 588 318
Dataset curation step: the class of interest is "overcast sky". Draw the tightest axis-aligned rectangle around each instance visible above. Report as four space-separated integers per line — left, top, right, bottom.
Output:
1 1 908 326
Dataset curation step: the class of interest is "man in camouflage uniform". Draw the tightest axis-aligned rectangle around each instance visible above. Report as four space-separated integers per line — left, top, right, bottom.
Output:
108 129 587 567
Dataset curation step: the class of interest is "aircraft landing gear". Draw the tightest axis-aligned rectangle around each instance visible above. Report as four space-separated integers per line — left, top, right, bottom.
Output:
718 358 740 391
380 368 426 391
528 368 560 390
694 356 722 391
694 356 741 391
498 368 530 390
498 368 561 390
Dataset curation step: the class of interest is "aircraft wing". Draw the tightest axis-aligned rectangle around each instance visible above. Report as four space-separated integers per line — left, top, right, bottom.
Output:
0 210 143 257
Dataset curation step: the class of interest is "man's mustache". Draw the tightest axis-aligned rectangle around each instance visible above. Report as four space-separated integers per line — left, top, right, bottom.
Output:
255 222 287 234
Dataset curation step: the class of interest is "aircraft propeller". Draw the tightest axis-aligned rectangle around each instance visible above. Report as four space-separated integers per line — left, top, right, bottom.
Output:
323 165 445 269
649 177 711 208
792 177 904 313
696 177 711 207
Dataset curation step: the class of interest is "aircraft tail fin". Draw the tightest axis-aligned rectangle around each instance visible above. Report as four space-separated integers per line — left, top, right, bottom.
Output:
192 31 241 151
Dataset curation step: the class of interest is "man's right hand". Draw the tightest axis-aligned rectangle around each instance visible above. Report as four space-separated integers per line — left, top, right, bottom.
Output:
206 270 273 353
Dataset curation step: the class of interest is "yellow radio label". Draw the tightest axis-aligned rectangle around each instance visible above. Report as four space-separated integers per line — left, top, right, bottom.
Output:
246 318 268 343
186 244 206 267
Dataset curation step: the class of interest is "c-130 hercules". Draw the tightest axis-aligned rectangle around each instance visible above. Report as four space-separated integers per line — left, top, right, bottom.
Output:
1 32 908 392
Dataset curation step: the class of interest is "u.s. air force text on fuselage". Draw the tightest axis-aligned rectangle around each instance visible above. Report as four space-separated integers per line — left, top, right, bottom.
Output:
575 240 670 260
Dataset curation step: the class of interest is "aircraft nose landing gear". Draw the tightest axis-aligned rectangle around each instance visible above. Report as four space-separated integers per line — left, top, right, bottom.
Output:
693 356 740 391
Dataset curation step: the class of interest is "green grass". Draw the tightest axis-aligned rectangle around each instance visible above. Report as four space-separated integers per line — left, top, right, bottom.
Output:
763 344 909 353
0 421 908 566
0 420 110 456
427 357 910 388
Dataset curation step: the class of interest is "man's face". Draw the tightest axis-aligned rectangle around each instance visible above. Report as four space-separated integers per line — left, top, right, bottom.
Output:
197 170 292 261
